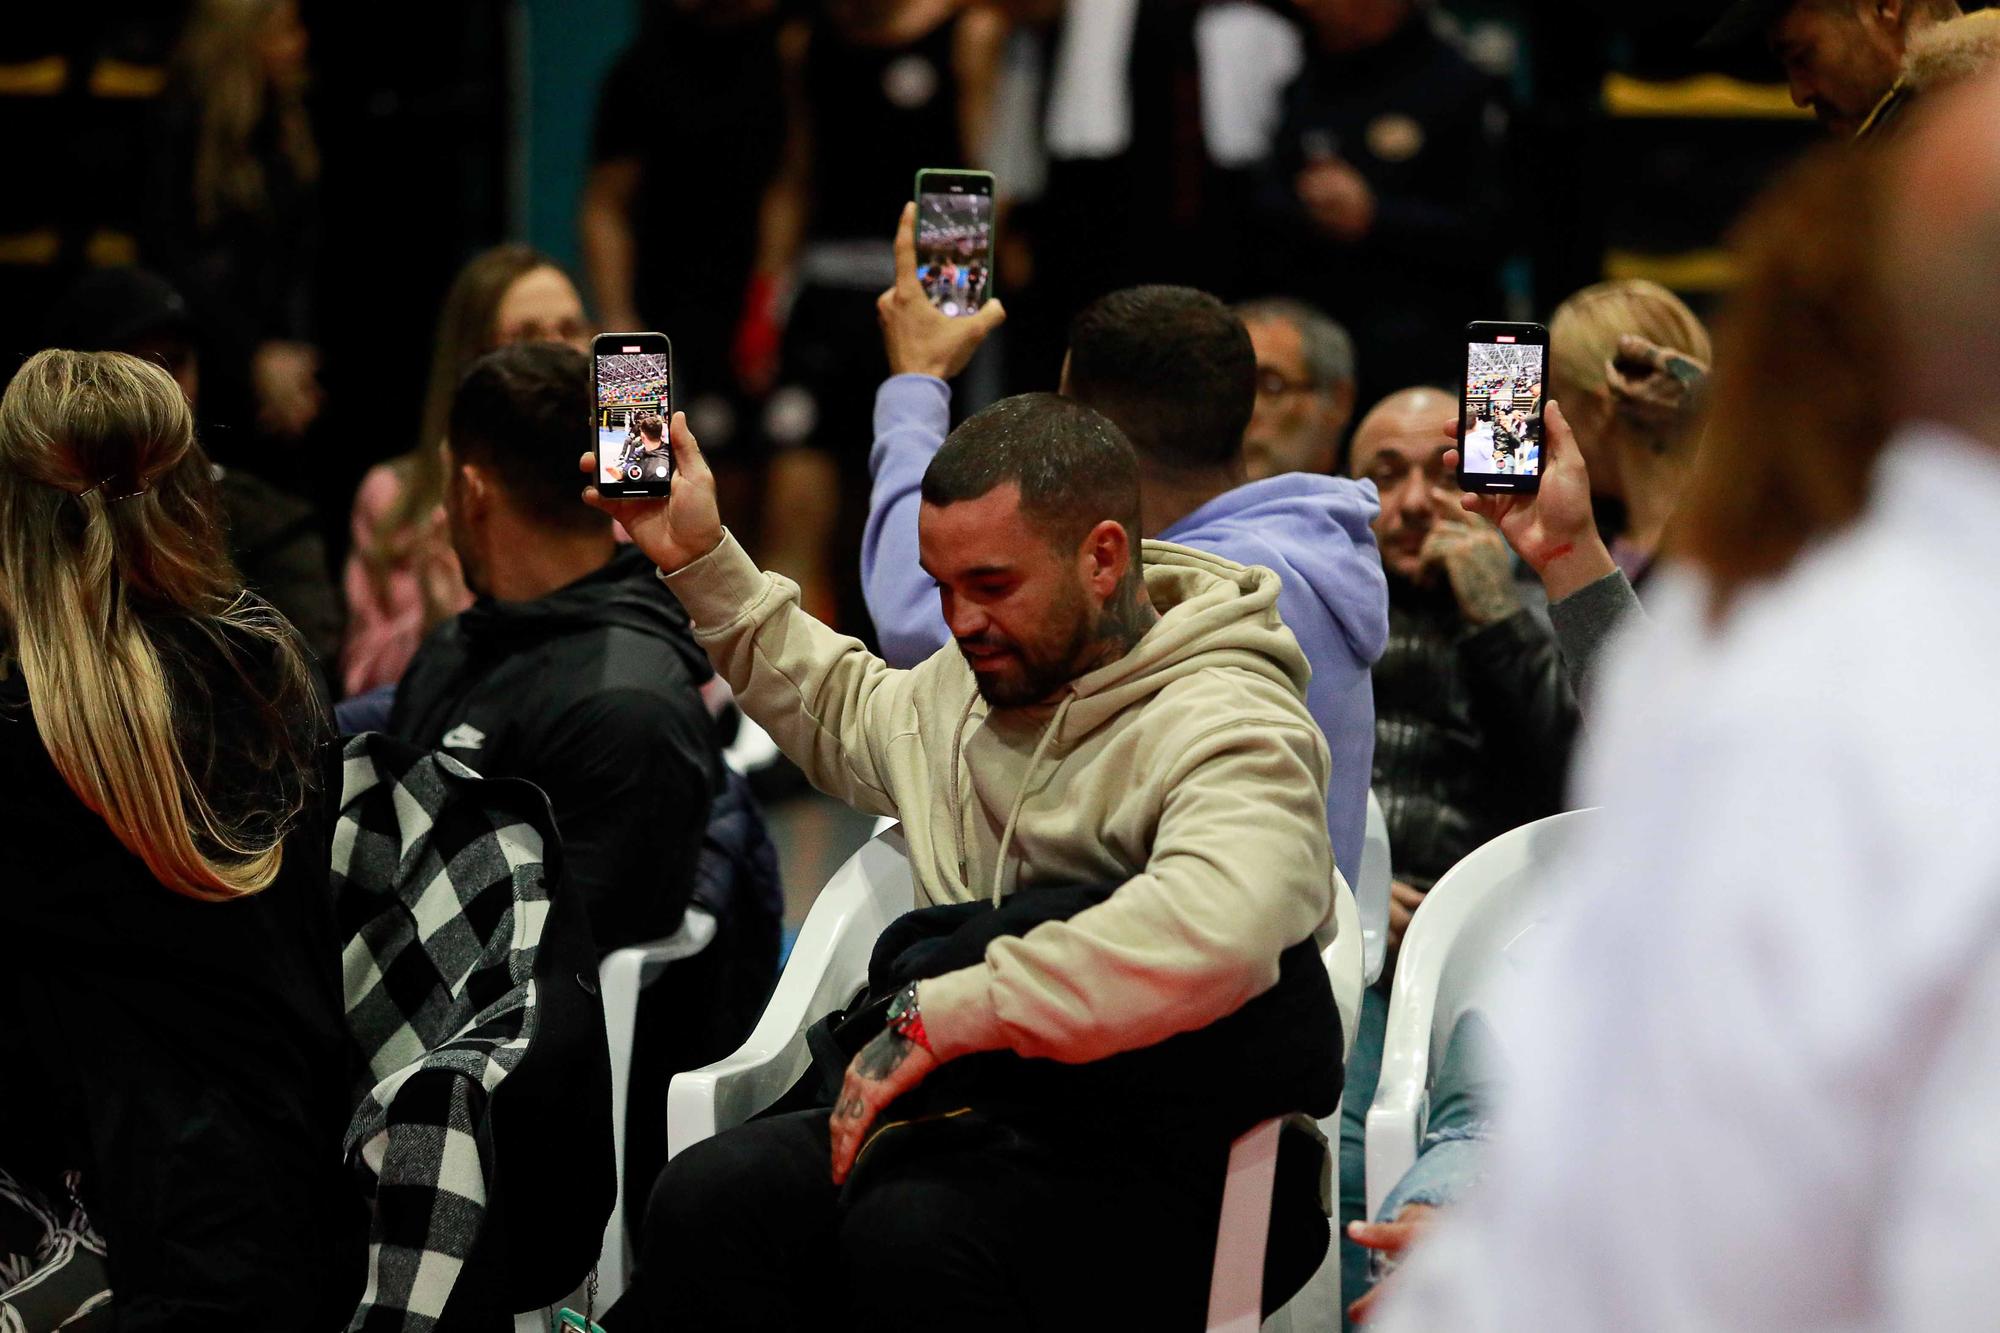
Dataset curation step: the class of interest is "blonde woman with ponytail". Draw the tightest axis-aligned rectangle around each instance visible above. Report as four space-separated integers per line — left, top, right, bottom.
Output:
0 350 363 1326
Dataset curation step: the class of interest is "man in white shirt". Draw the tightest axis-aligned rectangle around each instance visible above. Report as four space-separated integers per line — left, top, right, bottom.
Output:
1372 73 2000 1332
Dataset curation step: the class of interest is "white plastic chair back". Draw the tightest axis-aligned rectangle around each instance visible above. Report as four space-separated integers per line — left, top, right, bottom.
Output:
1363 809 1596 1222
667 826 914 1158
587 908 721 1307
1357 791 1392 987
1207 874 1362 1333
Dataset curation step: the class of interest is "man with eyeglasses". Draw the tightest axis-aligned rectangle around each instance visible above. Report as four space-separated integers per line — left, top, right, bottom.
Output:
862 211 1389 891
1235 297 1360 480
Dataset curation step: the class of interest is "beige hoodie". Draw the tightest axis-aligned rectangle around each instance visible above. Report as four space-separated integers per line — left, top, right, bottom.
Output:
663 531 1340 1065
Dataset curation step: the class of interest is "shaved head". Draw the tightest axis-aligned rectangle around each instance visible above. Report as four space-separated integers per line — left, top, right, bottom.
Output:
1349 386 1459 581
1885 70 2000 436
1353 386 1457 452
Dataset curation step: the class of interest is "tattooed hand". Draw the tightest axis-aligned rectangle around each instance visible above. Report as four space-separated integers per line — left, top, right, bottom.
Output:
829 1024 943 1185
1419 510 1520 627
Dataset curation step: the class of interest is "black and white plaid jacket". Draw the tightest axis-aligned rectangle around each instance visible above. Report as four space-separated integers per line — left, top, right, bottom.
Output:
334 734 612 1332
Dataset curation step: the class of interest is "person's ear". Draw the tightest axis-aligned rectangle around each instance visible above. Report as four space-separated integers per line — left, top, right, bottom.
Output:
1079 518 1131 600
455 457 492 520
1325 378 1358 435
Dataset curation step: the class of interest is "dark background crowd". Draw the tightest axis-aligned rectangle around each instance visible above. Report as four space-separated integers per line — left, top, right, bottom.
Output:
0 0 1824 648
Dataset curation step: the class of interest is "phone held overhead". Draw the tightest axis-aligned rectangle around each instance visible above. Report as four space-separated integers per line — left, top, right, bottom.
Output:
913 169 995 319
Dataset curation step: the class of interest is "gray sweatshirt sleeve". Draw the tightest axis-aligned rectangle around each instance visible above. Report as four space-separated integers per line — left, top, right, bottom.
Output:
1547 570 1644 708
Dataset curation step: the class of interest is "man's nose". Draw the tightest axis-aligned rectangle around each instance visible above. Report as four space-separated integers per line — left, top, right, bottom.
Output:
945 596 989 640
1787 72 1815 110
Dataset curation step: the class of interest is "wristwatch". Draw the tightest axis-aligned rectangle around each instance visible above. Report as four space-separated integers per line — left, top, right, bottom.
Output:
885 980 933 1054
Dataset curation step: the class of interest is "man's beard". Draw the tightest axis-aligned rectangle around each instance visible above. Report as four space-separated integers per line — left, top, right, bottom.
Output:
960 588 1096 709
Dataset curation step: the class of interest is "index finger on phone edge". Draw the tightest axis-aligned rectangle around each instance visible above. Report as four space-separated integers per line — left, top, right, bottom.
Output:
894 201 922 297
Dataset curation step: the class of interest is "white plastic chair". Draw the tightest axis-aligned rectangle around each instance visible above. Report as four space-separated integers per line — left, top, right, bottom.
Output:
668 829 1364 1332
1362 809 1596 1223
667 825 915 1158
1207 872 1362 1333
587 906 723 1308
1358 791 1392 987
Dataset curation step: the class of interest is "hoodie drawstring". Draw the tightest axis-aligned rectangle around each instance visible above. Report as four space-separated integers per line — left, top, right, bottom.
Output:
989 694 1072 906
947 691 978 888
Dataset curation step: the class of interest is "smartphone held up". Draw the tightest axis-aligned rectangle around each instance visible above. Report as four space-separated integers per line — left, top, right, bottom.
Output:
592 332 674 499
1457 322 1548 494
914 169 995 318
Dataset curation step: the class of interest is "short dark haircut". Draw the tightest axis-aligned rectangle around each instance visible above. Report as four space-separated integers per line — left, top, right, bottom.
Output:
1065 285 1256 472
449 342 603 537
920 392 1141 551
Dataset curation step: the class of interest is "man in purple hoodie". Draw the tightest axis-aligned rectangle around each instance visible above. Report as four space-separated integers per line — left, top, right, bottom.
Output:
862 204 1389 885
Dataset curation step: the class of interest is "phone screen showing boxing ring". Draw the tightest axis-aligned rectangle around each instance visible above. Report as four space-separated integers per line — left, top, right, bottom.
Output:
915 169 995 318
1457 322 1548 494
592 333 673 498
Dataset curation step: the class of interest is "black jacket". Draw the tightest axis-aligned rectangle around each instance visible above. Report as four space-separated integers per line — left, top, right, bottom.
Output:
0 658 365 1329
1370 577 1578 894
388 547 721 953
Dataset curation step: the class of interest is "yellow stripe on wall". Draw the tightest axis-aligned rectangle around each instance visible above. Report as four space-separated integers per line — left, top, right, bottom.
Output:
0 56 68 96
1603 73 1812 120
86 230 139 267
1603 249 1741 293
89 59 167 98
0 231 62 265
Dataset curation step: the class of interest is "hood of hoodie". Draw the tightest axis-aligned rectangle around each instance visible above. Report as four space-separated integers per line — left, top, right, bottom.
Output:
1047 539 1315 746
1161 472 1390 666
454 545 712 686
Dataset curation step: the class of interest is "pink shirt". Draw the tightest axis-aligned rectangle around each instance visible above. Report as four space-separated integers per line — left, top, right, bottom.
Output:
341 463 473 698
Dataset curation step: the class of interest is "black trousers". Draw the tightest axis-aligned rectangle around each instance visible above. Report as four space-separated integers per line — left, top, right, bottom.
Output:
603 1107 1327 1333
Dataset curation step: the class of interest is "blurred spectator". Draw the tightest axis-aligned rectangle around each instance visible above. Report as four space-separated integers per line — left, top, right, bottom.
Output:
1013 0 1310 383
1338 383 1576 1318
1369 84 1994 1333
42 266 345 669
146 0 325 460
1235 295 1360 478
0 349 362 1326
1703 0 1964 137
580 0 786 459
741 0 1008 626
1260 0 1510 404
1546 280 1712 583
342 243 589 700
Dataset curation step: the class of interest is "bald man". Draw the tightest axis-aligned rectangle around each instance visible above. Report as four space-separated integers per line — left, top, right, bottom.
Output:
1335 385 1577 1313
1366 76 2000 1331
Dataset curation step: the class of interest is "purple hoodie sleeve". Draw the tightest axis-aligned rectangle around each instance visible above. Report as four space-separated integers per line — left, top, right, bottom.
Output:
861 374 954 667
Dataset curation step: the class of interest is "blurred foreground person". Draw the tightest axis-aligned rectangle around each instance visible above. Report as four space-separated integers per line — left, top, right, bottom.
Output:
1373 82 1996 1332
0 351 362 1327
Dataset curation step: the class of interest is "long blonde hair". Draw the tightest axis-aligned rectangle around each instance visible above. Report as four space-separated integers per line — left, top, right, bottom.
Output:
176 0 320 230
367 245 561 586
0 350 319 900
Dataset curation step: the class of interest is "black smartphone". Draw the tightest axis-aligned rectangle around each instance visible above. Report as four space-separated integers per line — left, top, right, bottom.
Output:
913 169 995 318
1457 322 1549 494
592 332 674 499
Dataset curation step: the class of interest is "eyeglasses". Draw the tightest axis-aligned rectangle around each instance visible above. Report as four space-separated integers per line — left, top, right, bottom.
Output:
1255 367 1321 400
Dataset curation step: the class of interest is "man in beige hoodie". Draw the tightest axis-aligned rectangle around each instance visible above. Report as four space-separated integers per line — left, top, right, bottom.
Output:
588 391 1344 1330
